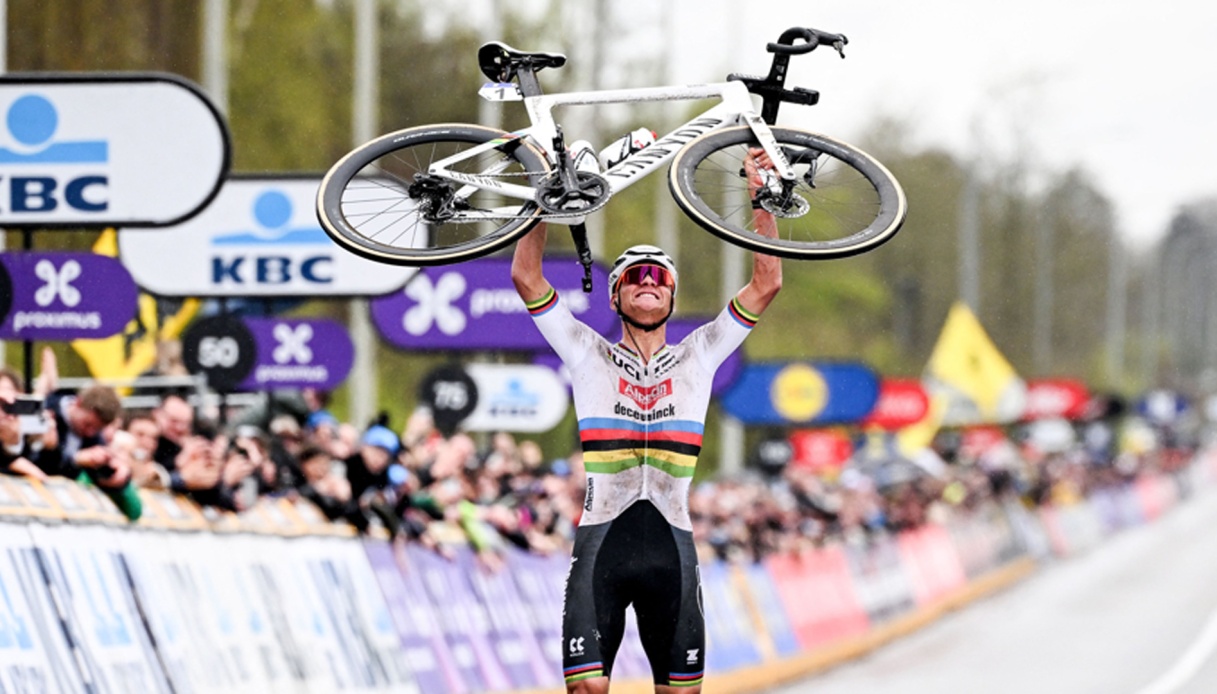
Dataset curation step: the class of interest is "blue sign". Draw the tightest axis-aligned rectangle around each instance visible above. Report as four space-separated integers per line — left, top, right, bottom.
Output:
720 362 880 425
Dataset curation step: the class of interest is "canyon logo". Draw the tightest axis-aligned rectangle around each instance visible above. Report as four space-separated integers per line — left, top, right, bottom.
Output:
619 378 673 410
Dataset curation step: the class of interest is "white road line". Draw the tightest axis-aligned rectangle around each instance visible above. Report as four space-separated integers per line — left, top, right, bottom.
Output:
1136 604 1217 694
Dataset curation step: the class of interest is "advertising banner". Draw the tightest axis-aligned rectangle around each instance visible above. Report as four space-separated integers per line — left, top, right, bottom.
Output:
0 525 83 694
118 178 411 297
504 550 566 677
300 538 419 692
1022 379 1090 421
766 547 870 650
405 544 506 691
721 362 880 425
364 540 465 694
861 379 930 430
27 524 173 693
0 252 137 341
700 561 762 673
238 317 354 391
182 315 354 392
456 549 554 689
371 258 615 351
462 363 569 433
0 74 228 227
739 562 802 658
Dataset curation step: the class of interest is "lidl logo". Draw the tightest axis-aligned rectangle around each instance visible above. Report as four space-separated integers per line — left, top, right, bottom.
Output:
210 190 335 286
0 94 108 213
771 363 828 421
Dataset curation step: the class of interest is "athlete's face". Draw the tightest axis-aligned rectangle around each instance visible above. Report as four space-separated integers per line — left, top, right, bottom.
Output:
614 264 673 320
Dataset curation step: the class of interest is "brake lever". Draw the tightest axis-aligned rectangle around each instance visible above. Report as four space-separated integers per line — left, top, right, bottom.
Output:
832 40 847 58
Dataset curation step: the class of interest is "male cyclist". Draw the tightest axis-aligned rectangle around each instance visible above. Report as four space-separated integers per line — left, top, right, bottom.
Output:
511 150 780 694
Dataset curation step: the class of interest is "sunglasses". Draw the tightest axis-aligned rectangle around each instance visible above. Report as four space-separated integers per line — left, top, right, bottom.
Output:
618 264 675 289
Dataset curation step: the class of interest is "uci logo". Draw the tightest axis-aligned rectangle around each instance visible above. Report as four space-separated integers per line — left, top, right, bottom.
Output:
272 323 314 364
403 272 467 336
0 94 109 213
210 190 335 286
33 259 82 308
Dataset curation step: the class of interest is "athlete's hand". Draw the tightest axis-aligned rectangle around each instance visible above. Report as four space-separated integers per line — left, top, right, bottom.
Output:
744 147 776 197
744 148 779 240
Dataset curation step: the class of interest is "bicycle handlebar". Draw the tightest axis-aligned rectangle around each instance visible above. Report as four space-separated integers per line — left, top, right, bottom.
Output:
767 27 848 57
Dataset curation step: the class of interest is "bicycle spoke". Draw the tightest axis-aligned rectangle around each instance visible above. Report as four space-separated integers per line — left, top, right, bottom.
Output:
671 126 904 259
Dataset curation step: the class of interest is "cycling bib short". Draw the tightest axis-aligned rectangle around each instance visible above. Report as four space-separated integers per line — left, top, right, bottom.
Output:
527 288 757 686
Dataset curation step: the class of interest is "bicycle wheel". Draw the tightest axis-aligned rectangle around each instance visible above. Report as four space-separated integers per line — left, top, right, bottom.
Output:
317 123 550 266
669 126 907 259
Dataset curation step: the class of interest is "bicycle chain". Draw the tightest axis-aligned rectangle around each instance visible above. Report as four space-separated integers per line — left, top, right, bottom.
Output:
447 168 611 220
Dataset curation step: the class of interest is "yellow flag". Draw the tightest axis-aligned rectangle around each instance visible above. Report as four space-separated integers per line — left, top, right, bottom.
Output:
70 230 200 381
898 301 1025 453
925 301 1025 425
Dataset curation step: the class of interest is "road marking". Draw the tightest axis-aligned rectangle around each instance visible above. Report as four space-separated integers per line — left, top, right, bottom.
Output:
1136 604 1217 694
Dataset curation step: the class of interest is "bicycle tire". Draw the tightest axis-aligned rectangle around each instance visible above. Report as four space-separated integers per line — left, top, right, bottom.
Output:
316 123 550 266
669 125 907 259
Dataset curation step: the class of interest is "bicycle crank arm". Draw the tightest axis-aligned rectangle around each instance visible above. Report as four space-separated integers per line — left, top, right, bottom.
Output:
569 222 595 293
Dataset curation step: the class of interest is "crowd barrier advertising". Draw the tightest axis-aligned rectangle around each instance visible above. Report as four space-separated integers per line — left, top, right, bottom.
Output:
0 457 1213 693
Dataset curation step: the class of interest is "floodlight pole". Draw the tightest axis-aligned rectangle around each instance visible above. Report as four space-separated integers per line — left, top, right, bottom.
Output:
348 0 379 430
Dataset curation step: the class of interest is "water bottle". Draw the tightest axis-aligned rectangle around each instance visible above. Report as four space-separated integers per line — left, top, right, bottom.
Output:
598 127 657 170
567 139 600 174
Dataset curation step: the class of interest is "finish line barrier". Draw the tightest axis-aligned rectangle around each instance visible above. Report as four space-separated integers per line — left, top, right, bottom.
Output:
0 457 1211 694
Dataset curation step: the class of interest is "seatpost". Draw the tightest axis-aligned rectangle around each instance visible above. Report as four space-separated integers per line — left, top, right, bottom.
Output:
516 66 544 98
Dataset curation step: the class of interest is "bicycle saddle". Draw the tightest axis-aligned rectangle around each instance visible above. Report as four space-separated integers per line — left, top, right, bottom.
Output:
478 41 567 82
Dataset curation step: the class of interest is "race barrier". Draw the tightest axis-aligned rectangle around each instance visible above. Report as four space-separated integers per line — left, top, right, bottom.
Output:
0 455 1213 694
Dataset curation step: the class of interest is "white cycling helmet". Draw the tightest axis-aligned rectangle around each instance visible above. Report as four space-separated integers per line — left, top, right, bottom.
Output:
608 244 679 297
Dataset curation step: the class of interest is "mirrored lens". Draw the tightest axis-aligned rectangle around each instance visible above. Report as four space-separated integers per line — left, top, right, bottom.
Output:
621 264 674 288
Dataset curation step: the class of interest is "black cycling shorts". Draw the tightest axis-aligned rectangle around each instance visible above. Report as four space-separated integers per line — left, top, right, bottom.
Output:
561 500 705 688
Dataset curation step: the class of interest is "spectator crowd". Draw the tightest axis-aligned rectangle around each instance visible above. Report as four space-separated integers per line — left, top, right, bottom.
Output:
1 348 1203 566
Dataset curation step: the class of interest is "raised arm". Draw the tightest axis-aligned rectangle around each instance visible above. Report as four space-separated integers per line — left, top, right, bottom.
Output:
734 149 783 316
511 221 554 303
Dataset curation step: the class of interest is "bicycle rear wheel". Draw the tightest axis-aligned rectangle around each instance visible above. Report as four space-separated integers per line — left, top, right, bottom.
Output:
669 126 907 259
317 124 550 266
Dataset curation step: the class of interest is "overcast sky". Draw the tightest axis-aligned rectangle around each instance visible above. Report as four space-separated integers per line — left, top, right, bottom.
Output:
676 1 1217 249
483 0 1217 250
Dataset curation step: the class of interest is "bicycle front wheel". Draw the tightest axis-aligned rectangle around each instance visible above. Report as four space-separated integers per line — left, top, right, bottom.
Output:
317 124 550 266
669 126 907 259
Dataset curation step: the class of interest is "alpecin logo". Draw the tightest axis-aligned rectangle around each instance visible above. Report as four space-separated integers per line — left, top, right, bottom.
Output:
619 378 672 410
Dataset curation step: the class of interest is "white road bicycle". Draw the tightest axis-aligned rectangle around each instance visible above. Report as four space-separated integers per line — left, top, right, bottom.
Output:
316 26 907 292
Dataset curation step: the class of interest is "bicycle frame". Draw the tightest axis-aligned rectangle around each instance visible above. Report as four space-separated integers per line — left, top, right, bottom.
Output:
426 79 797 213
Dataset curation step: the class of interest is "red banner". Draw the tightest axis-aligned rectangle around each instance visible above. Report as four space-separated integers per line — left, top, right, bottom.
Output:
861 379 930 430
766 547 870 649
788 429 853 474
1022 379 1090 420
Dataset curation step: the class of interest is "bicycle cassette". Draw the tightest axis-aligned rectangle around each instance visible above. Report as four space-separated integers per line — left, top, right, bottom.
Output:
535 171 611 216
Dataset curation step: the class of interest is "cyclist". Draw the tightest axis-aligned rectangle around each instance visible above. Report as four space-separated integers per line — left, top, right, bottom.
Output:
511 150 780 694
